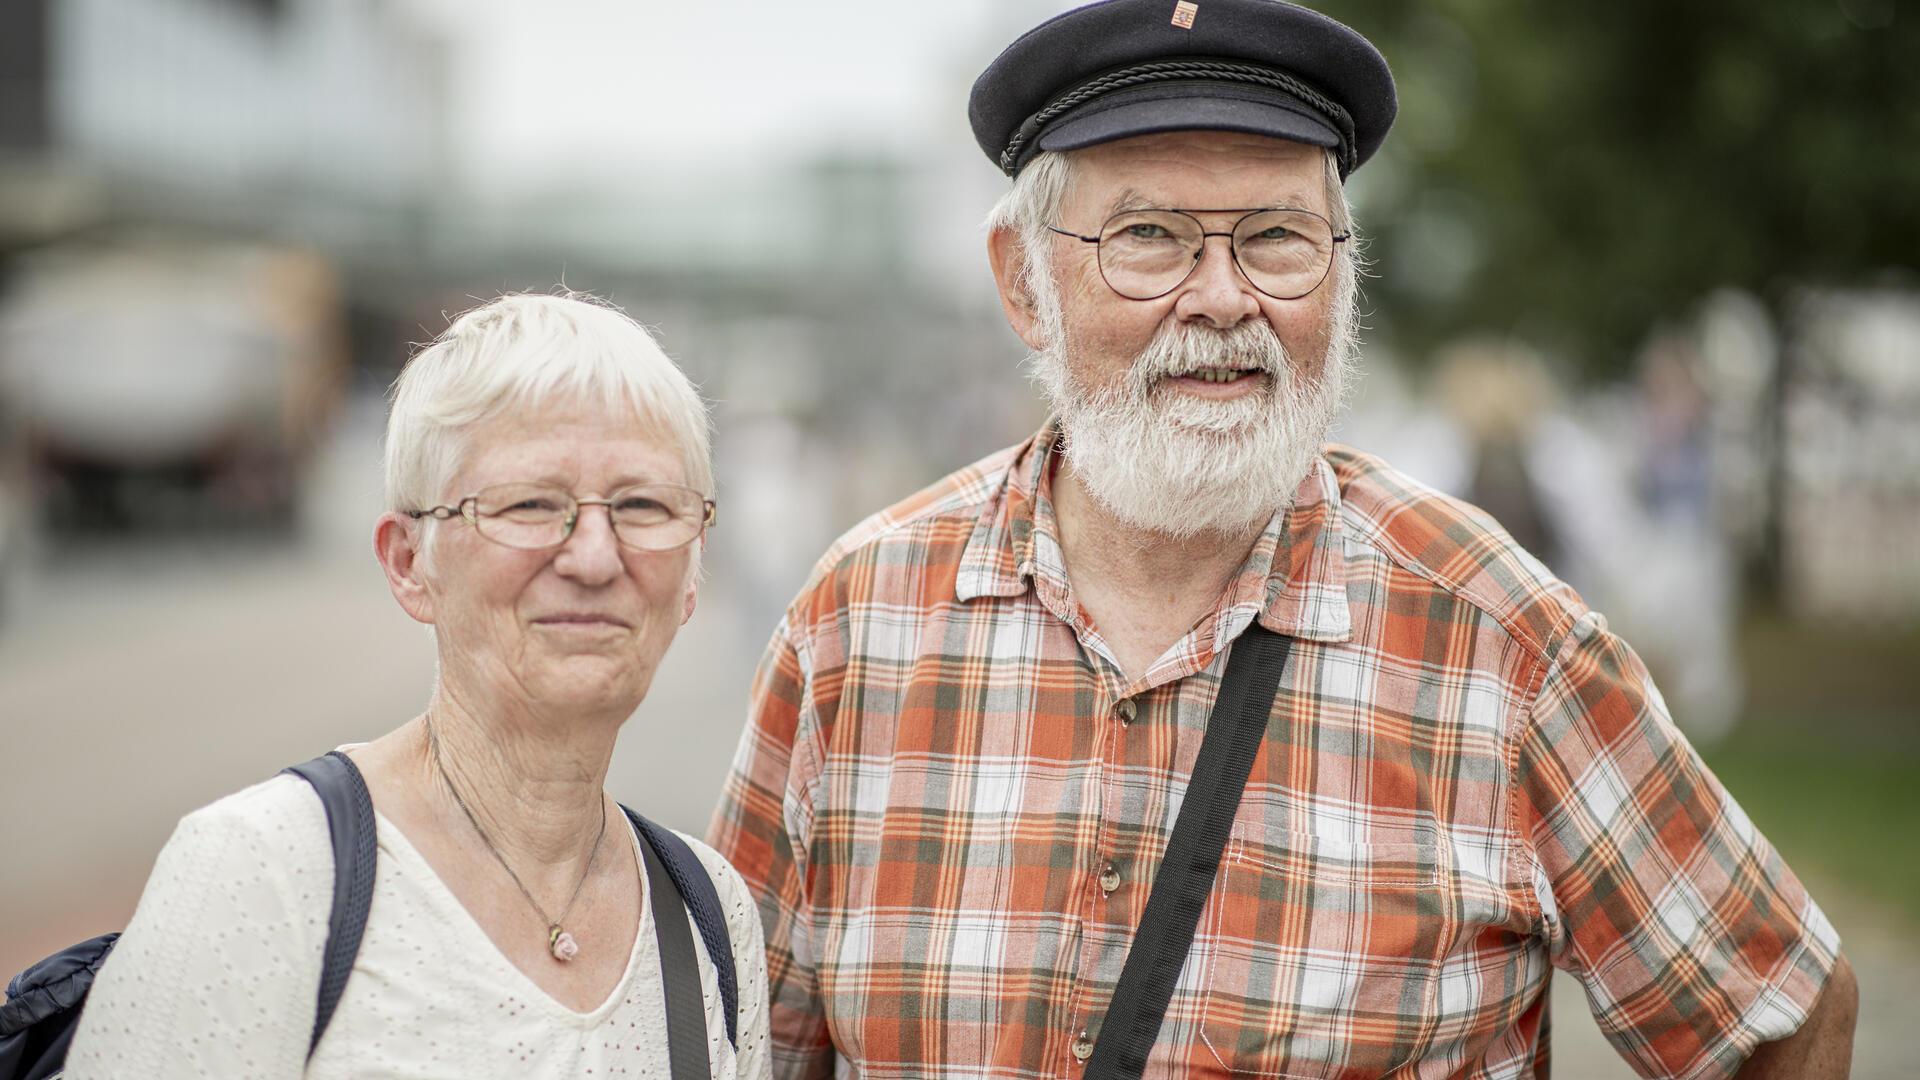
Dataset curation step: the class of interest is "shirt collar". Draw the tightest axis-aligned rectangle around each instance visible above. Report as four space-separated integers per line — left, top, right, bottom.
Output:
953 427 1048 603
956 421 1352 643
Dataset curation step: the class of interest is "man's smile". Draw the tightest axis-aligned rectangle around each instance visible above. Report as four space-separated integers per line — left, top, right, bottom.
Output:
1163 368 1272 397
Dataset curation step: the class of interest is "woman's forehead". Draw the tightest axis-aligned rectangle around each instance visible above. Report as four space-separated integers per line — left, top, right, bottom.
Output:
458 407 688 486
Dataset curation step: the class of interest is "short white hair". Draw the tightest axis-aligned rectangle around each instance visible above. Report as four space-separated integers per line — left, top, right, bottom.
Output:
384 292 712 513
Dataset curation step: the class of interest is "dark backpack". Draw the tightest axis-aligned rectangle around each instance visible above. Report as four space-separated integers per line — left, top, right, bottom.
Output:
0 751 737 1080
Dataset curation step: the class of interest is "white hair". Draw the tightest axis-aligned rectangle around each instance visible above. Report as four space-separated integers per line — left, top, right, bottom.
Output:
384 292 712 514
985 150 1080 335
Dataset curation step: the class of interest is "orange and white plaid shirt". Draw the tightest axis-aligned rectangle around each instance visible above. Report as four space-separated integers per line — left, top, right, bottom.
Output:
710 426 1838 1080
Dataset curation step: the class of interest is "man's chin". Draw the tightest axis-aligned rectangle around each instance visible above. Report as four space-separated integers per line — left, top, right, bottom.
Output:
1067 452 1304 540
1089 484 1287 540
1058 411 1323 539
1149 388 1273 434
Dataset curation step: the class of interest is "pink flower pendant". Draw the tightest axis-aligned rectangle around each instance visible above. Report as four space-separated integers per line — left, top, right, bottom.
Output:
548 926 580 962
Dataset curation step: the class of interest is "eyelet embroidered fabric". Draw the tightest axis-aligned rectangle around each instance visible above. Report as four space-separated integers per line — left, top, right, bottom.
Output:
63 774 772 1079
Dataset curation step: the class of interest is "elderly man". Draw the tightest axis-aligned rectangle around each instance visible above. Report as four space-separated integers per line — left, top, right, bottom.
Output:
710 2 1856 1077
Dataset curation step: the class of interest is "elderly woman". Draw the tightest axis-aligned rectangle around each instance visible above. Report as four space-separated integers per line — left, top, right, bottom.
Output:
64 293 769 1078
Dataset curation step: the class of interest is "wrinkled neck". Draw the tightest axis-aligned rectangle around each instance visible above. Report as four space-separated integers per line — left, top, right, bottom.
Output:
415 688 616 868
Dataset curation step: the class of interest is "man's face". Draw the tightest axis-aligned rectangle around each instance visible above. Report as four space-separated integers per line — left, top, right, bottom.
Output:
1016 130 1353 538
1047 130 1339 396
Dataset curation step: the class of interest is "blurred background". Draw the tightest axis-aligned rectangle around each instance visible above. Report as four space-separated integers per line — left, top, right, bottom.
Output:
1 1 1913 1075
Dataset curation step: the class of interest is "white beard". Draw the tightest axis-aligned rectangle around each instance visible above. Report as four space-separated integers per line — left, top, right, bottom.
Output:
1029 304 1352 540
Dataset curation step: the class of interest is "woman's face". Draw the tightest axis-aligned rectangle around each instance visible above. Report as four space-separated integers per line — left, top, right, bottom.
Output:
394 400 701 724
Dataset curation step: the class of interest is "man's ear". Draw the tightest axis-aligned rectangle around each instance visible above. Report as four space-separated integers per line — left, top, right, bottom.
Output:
374 512 436 625
988 227 1051 352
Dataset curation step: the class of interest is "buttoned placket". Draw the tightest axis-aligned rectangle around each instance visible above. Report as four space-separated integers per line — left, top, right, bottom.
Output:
1034 596 1262 1076
1010 435 1333 1075
1059 663 1132 1073
1067 690 1139 1070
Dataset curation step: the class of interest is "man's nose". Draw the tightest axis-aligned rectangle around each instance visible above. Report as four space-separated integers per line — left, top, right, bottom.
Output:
1172 233 1261 329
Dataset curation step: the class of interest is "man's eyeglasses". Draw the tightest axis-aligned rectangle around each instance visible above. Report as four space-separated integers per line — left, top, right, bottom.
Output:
405 482 716 552
1047 207 1348 302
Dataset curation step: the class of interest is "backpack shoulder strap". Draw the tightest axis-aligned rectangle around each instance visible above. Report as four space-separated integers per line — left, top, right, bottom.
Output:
282 750 377 1062
622 808 739 1049
633 820 711 1079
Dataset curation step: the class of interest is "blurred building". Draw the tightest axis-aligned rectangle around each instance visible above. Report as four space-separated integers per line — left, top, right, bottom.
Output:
0 0 447 267
0 0 449 561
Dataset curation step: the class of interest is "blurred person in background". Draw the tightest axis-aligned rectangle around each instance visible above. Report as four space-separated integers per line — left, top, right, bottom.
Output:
1431 339 1744 740
709 2 1854 1078
64 293 769 1078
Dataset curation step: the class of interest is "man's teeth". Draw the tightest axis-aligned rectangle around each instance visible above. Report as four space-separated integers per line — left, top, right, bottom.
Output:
1185 369 1252 384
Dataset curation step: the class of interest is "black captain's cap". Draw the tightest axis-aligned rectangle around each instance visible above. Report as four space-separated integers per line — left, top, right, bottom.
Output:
969 0 1396 179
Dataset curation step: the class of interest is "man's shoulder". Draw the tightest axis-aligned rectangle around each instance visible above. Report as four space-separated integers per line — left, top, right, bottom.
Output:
793 439 1027 599
1324 444 1588 662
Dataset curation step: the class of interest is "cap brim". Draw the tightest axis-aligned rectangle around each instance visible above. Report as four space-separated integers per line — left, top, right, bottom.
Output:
1035 91 1342 157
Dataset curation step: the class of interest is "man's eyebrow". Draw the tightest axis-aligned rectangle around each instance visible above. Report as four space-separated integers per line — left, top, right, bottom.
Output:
1104 188 1158 215
1100 189 1319 215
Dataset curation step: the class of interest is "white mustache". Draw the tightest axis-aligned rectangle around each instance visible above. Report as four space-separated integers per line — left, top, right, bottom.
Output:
1129 322 1289 389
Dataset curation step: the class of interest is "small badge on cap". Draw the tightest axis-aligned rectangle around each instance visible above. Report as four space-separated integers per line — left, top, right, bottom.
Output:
1171 1 1198 29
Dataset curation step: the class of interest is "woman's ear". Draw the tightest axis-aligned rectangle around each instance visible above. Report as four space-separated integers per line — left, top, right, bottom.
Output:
374 512 435 625
988 227 1050 352
680 538 701 626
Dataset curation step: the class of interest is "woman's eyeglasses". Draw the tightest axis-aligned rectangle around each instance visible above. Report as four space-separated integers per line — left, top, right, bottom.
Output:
405 482 716 552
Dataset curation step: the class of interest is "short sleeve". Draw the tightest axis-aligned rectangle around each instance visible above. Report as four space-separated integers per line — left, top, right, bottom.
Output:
1518 610 1839 1080
65 776 333 1079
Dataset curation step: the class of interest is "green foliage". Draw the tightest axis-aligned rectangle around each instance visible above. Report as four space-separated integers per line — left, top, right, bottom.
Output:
1318 0 1920 375
1696 614 1920 926
1703 738 1920 929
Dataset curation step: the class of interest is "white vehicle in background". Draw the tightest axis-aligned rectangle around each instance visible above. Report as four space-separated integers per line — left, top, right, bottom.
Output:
0 233 349 533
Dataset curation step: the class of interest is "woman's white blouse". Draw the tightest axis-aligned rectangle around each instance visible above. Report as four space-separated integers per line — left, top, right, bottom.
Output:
66 774 771 1079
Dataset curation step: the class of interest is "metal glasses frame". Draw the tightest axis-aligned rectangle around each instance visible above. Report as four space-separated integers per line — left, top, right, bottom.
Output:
405 482 717 552
1046 206 1350 302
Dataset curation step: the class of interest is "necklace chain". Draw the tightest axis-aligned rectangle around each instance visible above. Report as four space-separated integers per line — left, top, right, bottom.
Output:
427 721 608 947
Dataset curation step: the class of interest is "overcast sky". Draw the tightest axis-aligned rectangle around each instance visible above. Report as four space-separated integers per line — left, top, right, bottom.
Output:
405 0 1072 192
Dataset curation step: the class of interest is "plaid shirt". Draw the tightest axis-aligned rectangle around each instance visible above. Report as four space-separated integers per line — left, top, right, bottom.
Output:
710 426 1838 1080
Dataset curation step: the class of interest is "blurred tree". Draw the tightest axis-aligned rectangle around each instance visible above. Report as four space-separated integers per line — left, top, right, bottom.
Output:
1320 0 1919 590
1323 0 1918 364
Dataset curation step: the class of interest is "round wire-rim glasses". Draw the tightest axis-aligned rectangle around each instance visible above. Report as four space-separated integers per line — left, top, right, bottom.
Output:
1047 207 1349 302
405 481 717 552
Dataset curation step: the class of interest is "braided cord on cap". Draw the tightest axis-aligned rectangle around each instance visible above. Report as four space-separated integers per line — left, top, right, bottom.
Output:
999 59 1356 176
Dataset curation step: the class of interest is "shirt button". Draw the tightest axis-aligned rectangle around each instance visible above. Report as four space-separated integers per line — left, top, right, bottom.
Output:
1115 698 1137 724
1072 1030 1095 1061
1098 863 1121 895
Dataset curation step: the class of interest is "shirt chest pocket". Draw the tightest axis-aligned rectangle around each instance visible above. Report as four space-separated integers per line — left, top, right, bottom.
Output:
1196 831 1452 1079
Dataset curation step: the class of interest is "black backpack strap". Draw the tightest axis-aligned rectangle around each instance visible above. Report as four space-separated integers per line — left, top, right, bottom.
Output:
624 808 739 1049
635 824 712 1079
282 750 377 1062
1084 625 1292 1080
